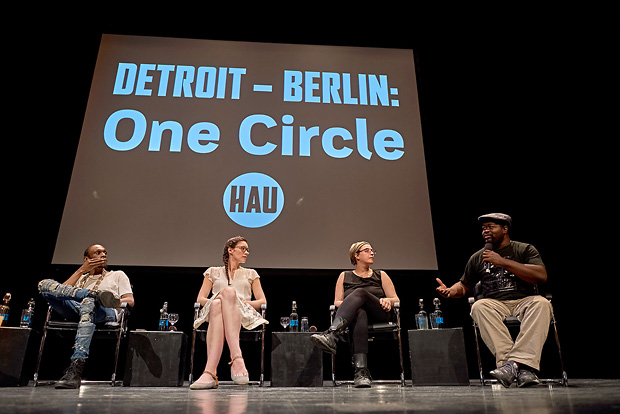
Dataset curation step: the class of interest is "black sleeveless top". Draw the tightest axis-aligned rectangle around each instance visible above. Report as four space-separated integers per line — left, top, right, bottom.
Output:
343 270 386 299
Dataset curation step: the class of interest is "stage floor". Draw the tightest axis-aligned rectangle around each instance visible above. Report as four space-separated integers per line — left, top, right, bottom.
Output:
1 379 619 413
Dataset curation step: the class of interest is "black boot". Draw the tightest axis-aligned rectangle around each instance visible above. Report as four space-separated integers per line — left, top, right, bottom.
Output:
55 359 85 389
310 317 347 354
353 353 372 388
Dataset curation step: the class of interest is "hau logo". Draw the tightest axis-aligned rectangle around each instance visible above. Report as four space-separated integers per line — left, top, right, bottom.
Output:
223 173 284 228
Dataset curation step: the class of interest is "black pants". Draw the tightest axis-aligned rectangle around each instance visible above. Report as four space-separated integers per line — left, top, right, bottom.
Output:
333 289 393 354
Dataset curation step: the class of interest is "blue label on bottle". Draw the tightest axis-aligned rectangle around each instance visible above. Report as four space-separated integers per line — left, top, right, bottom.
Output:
290 320 298 327
436 317 443 324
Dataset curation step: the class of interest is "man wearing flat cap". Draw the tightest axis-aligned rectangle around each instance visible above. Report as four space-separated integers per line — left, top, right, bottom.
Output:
436 213 552 387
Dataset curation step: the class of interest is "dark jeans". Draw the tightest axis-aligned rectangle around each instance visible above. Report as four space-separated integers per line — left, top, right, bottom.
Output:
38 279 116 360
333 289 393 354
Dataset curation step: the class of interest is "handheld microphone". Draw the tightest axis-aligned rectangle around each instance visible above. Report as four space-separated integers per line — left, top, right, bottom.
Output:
483 242 493 273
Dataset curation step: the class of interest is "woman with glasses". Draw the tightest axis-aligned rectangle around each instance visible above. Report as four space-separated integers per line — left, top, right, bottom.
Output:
190 236 268 390
311 241 399 387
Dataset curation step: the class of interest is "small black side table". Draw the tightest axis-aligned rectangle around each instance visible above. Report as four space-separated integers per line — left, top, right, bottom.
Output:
271 332 323 387
123 330 187 387
408 327 470 386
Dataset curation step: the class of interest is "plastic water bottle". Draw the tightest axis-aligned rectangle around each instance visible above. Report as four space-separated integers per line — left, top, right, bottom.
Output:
0 293 11 326
289 301 299 332
20 298 36 328
300 317 309 332
415 298 429 330
430 298 444 329
159 302 169 331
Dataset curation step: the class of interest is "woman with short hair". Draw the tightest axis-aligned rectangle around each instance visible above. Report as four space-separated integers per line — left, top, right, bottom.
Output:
311 241 399 387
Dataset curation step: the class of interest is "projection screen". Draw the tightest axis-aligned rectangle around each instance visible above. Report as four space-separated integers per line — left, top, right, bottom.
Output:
53 34 437 270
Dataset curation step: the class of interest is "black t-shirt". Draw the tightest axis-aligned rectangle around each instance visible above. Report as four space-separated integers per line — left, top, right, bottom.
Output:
343 270 386 299
460 240 545 300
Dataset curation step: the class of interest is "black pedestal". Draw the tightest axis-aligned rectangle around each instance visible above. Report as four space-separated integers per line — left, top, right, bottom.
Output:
123 331 187 387
408 328 470 385
0 327 37 386
271 332 322 387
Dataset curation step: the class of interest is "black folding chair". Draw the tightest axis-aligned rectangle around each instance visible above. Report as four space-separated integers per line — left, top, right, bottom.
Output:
328 302 405 386
189 302 267 386
468 290 567 386
34 303 130 386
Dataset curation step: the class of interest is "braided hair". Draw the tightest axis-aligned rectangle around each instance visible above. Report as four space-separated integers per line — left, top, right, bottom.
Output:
223 236 247 284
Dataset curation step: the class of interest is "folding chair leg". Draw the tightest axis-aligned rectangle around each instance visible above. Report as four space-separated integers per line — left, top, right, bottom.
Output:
189 329 197 385
397 329 405 387
472 323 485 385
33 308 53 387
110 330 123 386
260 324 265 387
551 314 568 386
394 305 405 387
33 327 48 386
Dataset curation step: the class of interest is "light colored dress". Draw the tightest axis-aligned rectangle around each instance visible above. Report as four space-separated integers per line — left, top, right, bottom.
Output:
193 266 268 330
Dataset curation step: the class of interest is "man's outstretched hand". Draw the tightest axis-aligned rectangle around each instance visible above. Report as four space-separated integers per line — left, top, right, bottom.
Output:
436 278 452 298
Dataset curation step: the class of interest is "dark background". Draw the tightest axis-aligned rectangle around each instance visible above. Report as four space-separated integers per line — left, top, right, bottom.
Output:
4 8 613 381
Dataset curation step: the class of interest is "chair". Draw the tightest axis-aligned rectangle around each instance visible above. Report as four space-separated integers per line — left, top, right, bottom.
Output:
189 302 267 386
33 303 130 386
328 302 405 387
467 289 567 387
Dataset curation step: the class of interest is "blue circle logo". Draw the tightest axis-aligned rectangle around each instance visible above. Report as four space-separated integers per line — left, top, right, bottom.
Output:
223 173 284 228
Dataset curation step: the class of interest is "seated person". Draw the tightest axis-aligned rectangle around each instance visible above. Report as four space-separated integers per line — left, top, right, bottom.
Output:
38 244 134 389
436 213 552 388
311 241 399 388
190 236 268 390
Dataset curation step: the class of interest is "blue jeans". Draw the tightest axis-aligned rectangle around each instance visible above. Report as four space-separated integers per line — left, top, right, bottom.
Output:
38 279 116 360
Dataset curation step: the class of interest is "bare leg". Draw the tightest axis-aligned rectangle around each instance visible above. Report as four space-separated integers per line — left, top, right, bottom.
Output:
195 298 224 384
219 287 247 376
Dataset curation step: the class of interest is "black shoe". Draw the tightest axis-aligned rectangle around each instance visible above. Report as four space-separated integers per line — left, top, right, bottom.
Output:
517 368 541 388
353 353 372 388
310 317 347 355
91 291 120 308
489 361 519 388
55 359 85 389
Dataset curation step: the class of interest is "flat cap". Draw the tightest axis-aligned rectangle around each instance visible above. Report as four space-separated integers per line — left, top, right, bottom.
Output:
478 213 512 226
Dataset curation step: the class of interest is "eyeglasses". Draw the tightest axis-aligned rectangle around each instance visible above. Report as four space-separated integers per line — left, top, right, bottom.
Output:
235 246 250 253
358 248 377 255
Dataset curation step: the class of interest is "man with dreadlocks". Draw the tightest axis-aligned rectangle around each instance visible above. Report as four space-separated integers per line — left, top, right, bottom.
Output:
190 236 268 389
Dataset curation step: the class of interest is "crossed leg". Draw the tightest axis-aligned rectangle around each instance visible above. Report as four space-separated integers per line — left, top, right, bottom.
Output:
196 287 248 384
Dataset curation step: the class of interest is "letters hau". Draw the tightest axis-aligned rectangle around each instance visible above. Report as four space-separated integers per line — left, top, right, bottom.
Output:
223 173 284 229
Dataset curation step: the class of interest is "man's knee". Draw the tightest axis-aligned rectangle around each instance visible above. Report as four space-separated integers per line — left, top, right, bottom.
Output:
37 279 58 293
79 298 96 314
470 298 496 317
521 295 553 320
529 295 552 310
